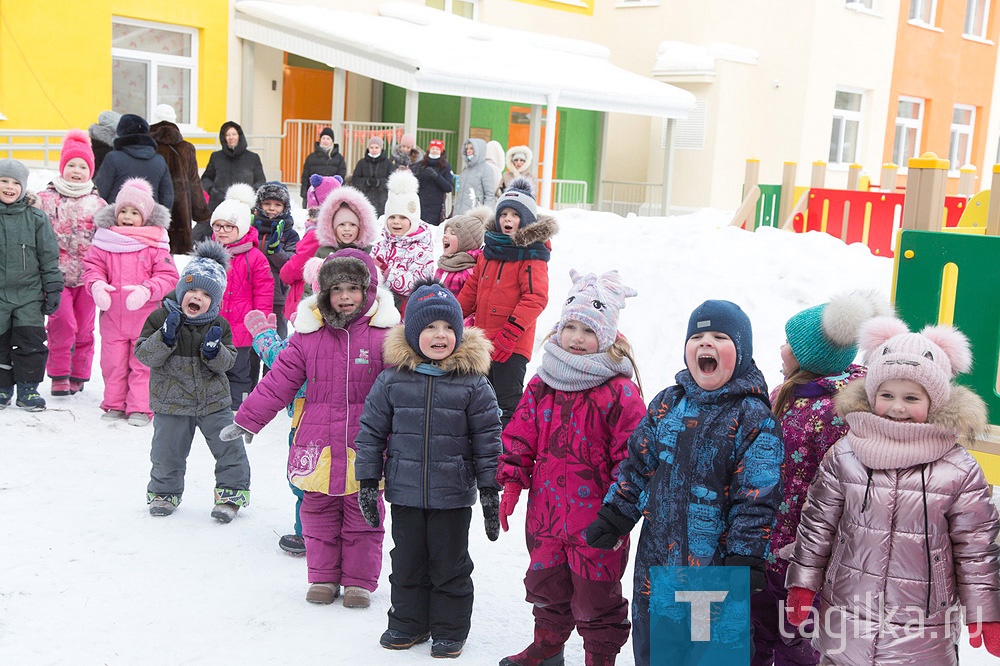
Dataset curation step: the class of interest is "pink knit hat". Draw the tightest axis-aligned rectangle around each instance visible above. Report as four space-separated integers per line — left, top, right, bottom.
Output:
114 178 156 223
860 316 973 410
60 129 96 176
307 173 343 209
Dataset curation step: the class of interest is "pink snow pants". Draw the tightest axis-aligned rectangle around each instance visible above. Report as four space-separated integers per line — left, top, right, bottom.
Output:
99 336 150 416
45 285 96 382
301 490 385 591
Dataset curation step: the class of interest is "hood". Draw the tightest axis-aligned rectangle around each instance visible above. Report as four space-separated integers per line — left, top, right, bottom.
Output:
486 211 559 247
218 121 248 158
295 284 400 334
314 248 380 328
382 325 493 375
149 121 184 146
93 201 170 229
0 191 38 211
505 145 534 174
485 140 504 167
315 185 380 249
463 138 486 167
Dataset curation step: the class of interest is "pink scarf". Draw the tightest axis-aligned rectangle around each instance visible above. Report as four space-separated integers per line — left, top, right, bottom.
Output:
91 225 169 253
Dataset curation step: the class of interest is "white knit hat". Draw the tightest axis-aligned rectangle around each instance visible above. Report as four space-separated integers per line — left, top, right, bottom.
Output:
382 170 421 228
211 183 255 239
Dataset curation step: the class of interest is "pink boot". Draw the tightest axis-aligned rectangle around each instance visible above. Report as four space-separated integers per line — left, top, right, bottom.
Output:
584 652 616 666
499 625 570 666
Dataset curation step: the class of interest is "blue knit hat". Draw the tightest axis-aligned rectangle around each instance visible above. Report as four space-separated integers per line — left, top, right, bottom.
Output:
785 291 891 376
686 300 753 379
495 177 537 227
177 241 229 319
404 280 464 358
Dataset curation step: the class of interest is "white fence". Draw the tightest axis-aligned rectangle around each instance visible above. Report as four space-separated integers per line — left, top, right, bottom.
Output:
598 180 665 217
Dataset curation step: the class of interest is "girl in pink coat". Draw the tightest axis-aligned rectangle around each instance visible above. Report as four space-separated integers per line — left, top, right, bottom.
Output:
83 178 178 425
209 184 274 410
372 170 434 314
36 129 106 396
497 270 646 666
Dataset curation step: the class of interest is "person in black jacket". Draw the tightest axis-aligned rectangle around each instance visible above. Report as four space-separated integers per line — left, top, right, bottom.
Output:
351 136 393 216
94 114 174 209
413 140 453 226
299 127 346 207
201 121 266 213
355 281 502 659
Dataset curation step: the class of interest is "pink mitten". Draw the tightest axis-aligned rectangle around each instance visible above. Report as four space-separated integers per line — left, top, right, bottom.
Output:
969 622 1000 657
91 280 116 311
785 587 817 627
123 284 151 311
498 483 522 532
244 310 277 339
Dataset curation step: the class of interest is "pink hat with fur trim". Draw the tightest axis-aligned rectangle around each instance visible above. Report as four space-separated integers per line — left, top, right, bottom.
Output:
60 129 95 176
860 316 973 411
316 185 379 248
114 177 156 223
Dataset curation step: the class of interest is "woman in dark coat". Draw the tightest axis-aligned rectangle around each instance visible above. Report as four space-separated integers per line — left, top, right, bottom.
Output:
413 140 453 226
94 114 174 208
150 111 211 255
299 127 346 208
350 136 393 216
201 121 266 213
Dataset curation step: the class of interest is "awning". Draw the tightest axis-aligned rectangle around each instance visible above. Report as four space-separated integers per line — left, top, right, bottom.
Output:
233 0 695 119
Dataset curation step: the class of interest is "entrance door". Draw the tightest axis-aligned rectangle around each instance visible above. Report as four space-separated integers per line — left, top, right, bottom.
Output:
508 107 559 180
281 60 334 183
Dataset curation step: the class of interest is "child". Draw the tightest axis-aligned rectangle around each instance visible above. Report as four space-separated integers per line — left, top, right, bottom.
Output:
223 248 400 608
435 208 487 299
135 241 249 522
0 159 63 411
751 291 888 665
279 180 376 324
371 170 435 313
457 178 557 428
497 270 646 666
354 280 502 659
784 317 1000 664
586 300 784 666
83 178 179 425
35 130 106 396
251 181 299 338
351 135 392 215
210 184 273 410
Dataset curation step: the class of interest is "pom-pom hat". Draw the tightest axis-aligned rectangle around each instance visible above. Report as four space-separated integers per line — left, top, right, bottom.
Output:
114 177 156 223
382 170 421 227
404 280 465 358
496 177 537 227
177 241 230 320
59 129 96 176
557 269 637 353
307 174 343 209
785 291 891 376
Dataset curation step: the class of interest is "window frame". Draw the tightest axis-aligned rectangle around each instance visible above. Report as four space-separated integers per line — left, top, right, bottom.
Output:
829 88 865 166
110 16 199 127
909 0 938 25
948 104 976 172
964 0 990 38
893 96 925 170
425 0 478 20
846 0 875 9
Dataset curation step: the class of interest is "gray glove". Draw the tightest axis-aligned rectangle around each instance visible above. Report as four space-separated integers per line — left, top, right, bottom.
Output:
220 423 254 444
358 479 380 528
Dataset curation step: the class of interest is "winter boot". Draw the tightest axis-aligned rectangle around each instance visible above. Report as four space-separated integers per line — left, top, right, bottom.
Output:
279 533 306 555
305 582 341 604
212 488 249 523
69 379 85 393
380 629 431 650
148 494 180 516
342 586 371 608
16 383 45 411
211 503 239 523
0 386 12 409
584 652 616 666
431 639 465 659
101 409 126 421
50 378 72 396
500 625 570 666
127 412 152 427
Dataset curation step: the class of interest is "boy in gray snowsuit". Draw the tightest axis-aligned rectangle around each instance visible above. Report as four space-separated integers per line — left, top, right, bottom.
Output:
134 241 250 523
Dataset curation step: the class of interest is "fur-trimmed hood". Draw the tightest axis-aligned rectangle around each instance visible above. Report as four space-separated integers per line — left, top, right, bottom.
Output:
92 200 170 229
382 325 493 375
486 211 558 247
294 285 400 334
315 185 380 248
505 145 533 175
836 378 988 446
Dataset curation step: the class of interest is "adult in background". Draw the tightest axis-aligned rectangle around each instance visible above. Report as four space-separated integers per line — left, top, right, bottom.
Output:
88 110 121 176
485 140 504 198
94 114 173 209
351 135 392 216
149 104 210 255
502 145 535 193
390 132 423 172
414 140 453 226
201 121 266 213
453 138 498 217
299 127 346 208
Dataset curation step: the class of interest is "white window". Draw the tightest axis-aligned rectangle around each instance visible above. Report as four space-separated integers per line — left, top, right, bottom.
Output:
111 18 198 125
425 0 478 20
964 0 990 38
893 97 924 167
909 0 937 24
847 0 875 9
829 90 863 164
949 105 976 170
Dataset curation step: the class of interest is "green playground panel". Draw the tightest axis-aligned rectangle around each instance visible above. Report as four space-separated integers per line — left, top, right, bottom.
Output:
752 184 782 230
894 230 1000 425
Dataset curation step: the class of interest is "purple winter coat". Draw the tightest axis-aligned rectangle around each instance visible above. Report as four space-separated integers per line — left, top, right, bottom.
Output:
234 249 400 497
785 380 1000 665
35 184 105 288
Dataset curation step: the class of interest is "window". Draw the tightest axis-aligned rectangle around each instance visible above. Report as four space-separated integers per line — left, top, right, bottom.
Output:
829 90 863 164
909 0 937 24
846 0 875 9
964 0 990 38
111 18 198 125
893 97 924 167
425 0 477 19
949 105 976 169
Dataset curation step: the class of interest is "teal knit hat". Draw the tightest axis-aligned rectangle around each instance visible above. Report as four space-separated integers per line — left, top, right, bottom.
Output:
784 291 891 376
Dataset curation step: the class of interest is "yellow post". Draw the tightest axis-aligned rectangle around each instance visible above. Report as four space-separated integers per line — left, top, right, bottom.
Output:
880 163 898 192
847 163 862 190
901 153 949 232
958 165 977 198
810 160 826 188
779 161 797 227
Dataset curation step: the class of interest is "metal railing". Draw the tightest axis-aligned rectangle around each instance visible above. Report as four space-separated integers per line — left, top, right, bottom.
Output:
0 128 220 169
550 179 589 210
597 180 665 217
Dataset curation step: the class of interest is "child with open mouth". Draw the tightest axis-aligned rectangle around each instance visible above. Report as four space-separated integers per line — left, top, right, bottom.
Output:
372 170 435 314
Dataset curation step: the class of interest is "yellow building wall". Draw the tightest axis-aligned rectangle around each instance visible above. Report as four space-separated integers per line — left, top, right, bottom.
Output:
510 0 593 16
0 0 227 138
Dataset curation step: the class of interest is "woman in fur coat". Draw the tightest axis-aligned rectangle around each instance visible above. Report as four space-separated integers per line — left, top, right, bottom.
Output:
149 118 210 255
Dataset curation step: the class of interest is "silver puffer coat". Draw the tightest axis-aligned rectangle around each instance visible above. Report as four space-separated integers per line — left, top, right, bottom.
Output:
785 379 1000 665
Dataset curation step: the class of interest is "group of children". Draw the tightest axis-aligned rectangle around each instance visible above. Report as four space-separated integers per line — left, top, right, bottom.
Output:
5 129 1000 666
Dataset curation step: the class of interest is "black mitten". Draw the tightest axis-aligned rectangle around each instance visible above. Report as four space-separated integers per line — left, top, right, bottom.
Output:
480 488 500 542
724 554 767 595
357 479 381 528
585 505 634 550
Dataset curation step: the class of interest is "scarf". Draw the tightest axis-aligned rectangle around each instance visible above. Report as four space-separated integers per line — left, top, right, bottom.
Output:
416 363 448 377
483 230 550 262
536 339 633 392
52 177 96 198
225 238 253 256
91 225 169 253
164 296 217 326
437 251 477 273
845 411 957 470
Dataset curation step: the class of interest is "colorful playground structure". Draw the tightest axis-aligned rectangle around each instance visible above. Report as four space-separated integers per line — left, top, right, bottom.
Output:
735 155 1000 482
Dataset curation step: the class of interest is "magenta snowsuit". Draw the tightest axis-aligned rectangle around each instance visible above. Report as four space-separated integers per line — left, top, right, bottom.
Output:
82 204 178 416
234 248 398 591
36 182 105 384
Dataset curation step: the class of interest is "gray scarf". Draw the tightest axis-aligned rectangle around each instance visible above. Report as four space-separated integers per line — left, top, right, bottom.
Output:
536 339 633 392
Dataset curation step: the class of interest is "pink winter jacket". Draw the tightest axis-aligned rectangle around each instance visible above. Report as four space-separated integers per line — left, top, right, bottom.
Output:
785 380 1000 665
498 374 646 581
82 204 178 342
36 183 105 288
219 228 274 347
372 223 435 298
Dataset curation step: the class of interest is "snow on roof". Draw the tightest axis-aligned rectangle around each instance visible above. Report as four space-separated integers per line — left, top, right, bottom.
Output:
234 0 695 118
653 41 759 77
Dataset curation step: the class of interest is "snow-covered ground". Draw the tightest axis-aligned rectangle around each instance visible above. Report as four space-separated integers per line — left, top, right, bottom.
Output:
2 174 995 664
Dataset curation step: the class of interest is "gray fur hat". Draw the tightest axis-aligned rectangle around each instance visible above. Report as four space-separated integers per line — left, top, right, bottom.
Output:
255 181 290 213
316 249 375 329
